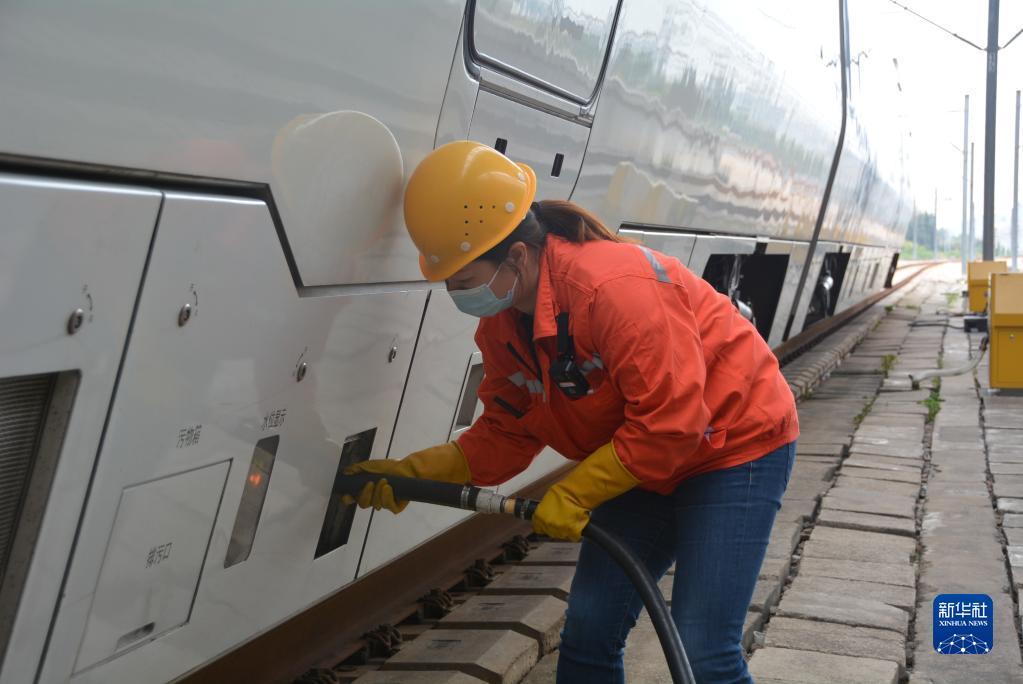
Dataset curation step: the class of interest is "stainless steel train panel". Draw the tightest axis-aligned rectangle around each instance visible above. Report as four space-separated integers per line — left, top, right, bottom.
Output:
359 294 480 576
435 23 481 149
790 241 835 334
467 90 589 201
73 462 229 673
38 193 428 684
0 1 466 286
470 0 619 103
496 448 565 498
271 111 408 287
764 241 805 348
624 230 698 268
687 235 758 278
0 176 159 684
573 0 843 244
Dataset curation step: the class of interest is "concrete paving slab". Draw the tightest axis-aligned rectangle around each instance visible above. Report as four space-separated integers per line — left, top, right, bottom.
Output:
381 629 538 684
743 610 766 651
989 449 1023 464
762 617 906 669
1002 513 1023 527
795 557 916 590
747 647 899 684
997 498 1023 514
856 426 924 441
438 595 566 653
356 671 487 683
992 478 1023 500
925 480 991 499
518 543 580 566
781 477 832 502
519 652 558 684
758 553 793 581
481 567 574 600
986 428 1023 446
991 463 1023 475
843 454 924 470
777 498 817 523
1008 546 1023 586
821 490 917 519
832 476 921 497
848 442 925 459
749 576 783 612
775 590 909 635
853 435 925 449
787 574 915 611
982 410 1023 430
801 526 917 564
841 465 922 484
817 508 917 537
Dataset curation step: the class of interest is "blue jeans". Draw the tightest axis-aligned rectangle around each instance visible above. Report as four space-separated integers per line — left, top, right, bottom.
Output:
557 441 796 684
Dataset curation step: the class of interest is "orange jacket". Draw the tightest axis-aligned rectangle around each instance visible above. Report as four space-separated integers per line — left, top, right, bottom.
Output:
457 236 799 495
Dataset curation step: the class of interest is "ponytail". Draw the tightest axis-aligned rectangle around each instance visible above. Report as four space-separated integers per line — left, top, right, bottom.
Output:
478 199 630 264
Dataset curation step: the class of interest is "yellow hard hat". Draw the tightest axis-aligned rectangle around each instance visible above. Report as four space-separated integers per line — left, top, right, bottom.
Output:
404 140 537 281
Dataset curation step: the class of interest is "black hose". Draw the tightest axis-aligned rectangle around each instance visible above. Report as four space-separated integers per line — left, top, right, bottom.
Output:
338 472 697 684
581 523 696 684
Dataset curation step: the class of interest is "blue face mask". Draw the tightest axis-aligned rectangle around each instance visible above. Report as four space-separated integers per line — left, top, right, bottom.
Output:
448 263 518 318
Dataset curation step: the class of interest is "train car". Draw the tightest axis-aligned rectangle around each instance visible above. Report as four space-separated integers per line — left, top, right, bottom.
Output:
0 1 910 682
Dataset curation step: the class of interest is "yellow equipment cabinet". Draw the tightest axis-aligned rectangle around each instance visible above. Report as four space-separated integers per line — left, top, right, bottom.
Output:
967 260 1008 313
990 272 1023 389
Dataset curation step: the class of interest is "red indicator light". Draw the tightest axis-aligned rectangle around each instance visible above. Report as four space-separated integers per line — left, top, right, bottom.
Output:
248 472 263 487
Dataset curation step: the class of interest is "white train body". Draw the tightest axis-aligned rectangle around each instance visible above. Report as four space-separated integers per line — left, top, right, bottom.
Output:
0 1 909 682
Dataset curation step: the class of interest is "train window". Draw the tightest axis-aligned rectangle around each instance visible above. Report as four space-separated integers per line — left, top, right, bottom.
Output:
470 0 620 103
315 428 376 559
225 436 279 568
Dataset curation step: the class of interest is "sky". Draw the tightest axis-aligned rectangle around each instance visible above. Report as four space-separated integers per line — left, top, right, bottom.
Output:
882 0 1023 253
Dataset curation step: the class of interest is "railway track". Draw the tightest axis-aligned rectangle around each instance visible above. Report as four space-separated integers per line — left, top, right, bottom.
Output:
182 261 941 684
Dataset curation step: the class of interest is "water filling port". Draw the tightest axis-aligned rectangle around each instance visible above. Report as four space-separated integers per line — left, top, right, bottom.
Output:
224 436 278 568
454 362 485 432
316 428 377 558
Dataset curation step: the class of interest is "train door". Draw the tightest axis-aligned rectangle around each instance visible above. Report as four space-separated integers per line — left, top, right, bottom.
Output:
360 0 625 572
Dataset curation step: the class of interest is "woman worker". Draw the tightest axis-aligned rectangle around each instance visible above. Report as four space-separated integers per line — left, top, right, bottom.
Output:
345 141 798 683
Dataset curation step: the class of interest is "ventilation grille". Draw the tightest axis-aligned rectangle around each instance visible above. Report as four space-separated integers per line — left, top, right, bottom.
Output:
0 374 55 577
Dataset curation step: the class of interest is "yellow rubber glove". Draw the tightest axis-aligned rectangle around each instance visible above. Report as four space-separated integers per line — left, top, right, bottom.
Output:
532 441 640 541
341 442 471 514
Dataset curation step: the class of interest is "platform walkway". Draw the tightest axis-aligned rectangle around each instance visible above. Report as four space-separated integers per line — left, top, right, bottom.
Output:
352 264 1023 683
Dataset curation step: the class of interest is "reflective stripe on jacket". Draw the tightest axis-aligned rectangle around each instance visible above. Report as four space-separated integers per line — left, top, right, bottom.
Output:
457 235 799 495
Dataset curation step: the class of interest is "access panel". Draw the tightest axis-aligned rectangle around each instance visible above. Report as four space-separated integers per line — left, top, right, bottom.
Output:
74 462 230 672
38 193 427 684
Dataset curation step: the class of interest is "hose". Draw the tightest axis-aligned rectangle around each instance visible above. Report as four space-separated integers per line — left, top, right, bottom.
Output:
338 473 697 684
907 335 988 389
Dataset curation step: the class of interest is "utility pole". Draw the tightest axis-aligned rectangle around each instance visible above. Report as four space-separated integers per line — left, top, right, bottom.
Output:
1013 89 1020 270
982 0 999 260
912 202 918 259
962 94 970 273
970 141 977 262
934 187 939 257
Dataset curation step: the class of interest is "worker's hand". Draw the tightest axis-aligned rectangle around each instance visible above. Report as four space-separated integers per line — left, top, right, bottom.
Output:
341 442 471 514
532 442 640 541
